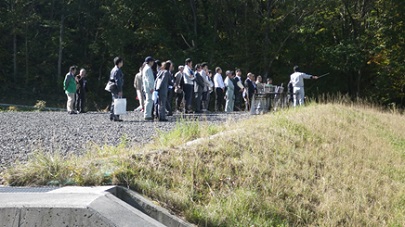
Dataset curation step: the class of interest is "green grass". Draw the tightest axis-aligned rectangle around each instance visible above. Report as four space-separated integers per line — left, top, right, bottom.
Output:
2 103 405 226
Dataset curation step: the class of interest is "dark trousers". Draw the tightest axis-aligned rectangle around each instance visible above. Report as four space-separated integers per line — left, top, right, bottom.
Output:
158 95 167 120
166 88 173 115
202 91 208 110
195 91 203 112
234 91 243 111
184 84 194 111
76 90 85 112
215 87 224 112
110 93 119 120
175 92 184 111
246 94 254 111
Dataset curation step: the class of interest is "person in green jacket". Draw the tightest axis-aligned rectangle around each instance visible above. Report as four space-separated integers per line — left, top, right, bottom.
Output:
63 65 78 114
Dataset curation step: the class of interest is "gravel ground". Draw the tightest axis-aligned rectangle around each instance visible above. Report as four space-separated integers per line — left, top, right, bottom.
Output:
0 110 250 170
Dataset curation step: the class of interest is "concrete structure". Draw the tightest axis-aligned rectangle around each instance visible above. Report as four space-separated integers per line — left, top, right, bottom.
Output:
0 186 194 227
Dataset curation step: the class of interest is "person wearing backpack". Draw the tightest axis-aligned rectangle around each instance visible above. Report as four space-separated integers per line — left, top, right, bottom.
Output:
63 65 77 114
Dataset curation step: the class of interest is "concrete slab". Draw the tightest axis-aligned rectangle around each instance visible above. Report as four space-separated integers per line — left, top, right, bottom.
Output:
0 186 174 226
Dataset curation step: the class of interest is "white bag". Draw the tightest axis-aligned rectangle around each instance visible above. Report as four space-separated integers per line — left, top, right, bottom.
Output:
114 98 127 115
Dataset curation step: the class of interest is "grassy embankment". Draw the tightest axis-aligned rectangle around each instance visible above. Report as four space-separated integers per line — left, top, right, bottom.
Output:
3 103 405 226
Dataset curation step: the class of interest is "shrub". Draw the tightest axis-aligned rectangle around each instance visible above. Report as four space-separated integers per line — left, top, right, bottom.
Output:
34 100 46 111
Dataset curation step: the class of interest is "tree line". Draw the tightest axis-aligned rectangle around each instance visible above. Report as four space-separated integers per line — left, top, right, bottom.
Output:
0 0 403 109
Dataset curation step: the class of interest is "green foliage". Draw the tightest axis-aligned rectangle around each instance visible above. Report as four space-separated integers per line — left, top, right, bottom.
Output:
0 0 404 108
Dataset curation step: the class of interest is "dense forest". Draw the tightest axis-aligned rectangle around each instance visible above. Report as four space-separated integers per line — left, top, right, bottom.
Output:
0 0 404 110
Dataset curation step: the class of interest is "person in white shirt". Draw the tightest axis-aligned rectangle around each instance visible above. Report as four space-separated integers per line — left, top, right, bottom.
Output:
201 62 213 111
213 67 225 112
289 65 318 107
142 56 156 120
183 58 195 113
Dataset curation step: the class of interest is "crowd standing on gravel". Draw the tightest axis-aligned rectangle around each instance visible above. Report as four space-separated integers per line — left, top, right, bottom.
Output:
63 56 320 121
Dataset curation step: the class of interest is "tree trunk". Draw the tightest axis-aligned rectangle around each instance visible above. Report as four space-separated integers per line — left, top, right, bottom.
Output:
25 21 29 84
263 0 272 77
58 14 64 80
11 0 17 82
189 0 197 47
13 32 17 83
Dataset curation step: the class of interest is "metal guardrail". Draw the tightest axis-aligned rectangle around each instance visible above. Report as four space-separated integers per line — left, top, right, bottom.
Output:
249 86 291 115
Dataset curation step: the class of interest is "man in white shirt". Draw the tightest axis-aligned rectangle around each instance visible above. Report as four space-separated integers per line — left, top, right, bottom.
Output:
213 67 225 112
183 58 195 113
290 65 318 107
201 62 213 111
142 56 156 120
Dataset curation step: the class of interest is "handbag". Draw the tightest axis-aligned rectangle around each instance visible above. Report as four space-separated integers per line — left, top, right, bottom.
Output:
114 98 127 115
174 86 183 94
105 81 118 94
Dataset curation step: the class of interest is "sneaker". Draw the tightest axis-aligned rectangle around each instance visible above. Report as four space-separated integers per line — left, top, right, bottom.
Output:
144 117 154 121
159 118 168 122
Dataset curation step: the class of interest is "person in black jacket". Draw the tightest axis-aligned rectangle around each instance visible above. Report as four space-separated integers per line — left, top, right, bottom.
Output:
109 57 124 122
234 69 244 111
244 72 256 111
165 60 175 116
154 61 171 121
75 68 88 113
193 64 205 113
174 65 185 112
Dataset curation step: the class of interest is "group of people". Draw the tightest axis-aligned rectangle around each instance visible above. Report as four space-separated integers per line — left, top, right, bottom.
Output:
63 56 319 121
132 57 262 121
63 65 88 114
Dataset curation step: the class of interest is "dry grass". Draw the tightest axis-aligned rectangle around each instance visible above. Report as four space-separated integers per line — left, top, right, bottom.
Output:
2 103 405 226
